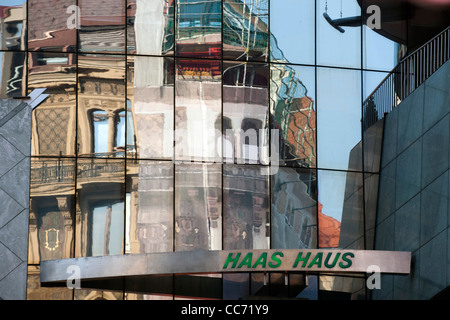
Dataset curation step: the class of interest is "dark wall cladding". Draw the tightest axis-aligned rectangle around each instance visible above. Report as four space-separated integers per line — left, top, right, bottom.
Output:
0 0 433 300
372 60 450 300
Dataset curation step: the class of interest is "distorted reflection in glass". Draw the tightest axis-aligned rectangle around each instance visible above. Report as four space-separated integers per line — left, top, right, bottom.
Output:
126 160 173 254
127 55 174 160
28 0 76 52
270 0 315 65
317 67 361 171
318 170 363 249
127 0 174 55
270 63 316 168
175 59 221 162
77 54 126 158
223 61 269 165
78 0 125 53
362 0 406 72
223 0 269 62
29 52 77 156
0 51 26 98
175 163 221 251
271 167 317 249
27 266 73 300
223 164 269 250
316 0 361 68
176 0 221 59
74 289 124 300
0 0 26 51
29 158 76 264
76 158 125 257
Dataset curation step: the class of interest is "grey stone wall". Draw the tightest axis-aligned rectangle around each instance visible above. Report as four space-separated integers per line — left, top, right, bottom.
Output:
372 60 450 300
0 99 31 300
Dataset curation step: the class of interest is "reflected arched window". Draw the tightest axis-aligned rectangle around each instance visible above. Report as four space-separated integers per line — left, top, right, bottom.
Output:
90 109 127 156
91 110 109 154
116 110 126 150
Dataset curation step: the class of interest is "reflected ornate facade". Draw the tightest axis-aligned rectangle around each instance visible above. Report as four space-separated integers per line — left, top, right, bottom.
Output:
6 0 416 300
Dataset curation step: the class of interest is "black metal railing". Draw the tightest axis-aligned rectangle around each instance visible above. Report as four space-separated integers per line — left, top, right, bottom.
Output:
363 26 450 130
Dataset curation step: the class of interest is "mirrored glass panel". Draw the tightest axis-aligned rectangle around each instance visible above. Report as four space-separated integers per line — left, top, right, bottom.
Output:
317 67 362 171
362 0 408 71
223 164 269 250
75 158 125 257
29 52 77 156
0 0 26 51
319 274 365 299
174 59 221 163
74 289 124 300
127 55 174 160
0 51 26 98
77 54 126 158
318 170 363 249
79 0 125 53
29 158 76 264
223 273 250 299
223 61 269 165
270 0 315 65
27 266 73 300
126 160 173 254
270 64 316 168
271 167 317 249
127 0 174 55
316 0 361 68
28 0 76 52
175 163 221 251
176 0 221 59
223 0 269 62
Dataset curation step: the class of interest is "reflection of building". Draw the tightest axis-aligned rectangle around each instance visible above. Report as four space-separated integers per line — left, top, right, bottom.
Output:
3 0 448 302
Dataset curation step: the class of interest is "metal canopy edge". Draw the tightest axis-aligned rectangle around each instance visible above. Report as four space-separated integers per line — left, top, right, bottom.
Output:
40 249 411 283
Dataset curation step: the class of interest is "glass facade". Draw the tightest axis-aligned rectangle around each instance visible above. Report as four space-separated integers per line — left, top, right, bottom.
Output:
2 0 408 300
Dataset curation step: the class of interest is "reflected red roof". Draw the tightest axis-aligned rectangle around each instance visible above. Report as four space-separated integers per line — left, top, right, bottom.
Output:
318 203 341 248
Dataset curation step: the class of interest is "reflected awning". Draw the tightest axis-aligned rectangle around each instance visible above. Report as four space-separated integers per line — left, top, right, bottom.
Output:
357 0 450 50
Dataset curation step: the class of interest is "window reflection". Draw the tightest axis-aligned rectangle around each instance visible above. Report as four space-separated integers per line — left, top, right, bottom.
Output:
223 164 269 250
76 158 125 257
79 0 125 53
175 59 221 162
317 0 361 68
127 55 174 160
270 0 315 65
317 67 361 171
175 163 222 251
126 160 173 254
0 51 26 98
176 0 221 59
223 61 269 165
28 0 76 52
127 0 174 55
0 1 26 51
271 167 317 249
29 52 77 156
77 54 126 158
27 266 73 300
29 158 76 264
223 0 269 62
318 170 363 249
270 64 316 168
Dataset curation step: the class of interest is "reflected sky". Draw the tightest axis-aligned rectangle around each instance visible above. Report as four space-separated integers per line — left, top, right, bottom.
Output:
269 0 398 223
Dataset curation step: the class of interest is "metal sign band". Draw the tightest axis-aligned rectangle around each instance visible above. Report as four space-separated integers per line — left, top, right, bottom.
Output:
40 249 411 283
